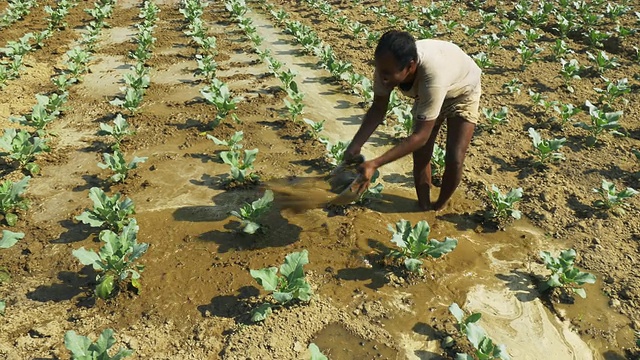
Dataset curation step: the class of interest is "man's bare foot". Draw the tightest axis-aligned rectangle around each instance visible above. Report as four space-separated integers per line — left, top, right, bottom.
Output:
432 200 446 211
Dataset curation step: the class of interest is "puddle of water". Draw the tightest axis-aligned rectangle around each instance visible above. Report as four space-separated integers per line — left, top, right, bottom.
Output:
311 322 398 360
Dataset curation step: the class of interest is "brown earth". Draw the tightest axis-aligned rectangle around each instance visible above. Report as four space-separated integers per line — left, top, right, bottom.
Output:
0 0 639 359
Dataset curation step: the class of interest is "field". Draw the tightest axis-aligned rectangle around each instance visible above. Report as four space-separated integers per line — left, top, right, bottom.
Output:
1 0 639 359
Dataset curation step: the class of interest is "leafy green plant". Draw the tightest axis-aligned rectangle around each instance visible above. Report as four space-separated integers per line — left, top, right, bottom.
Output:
502 78 522 96
387 219 458 273
486 185 523 220
309 343 328 360
516 41 543 68
10 93 66 136
431 143 446 177
592 179 638 214
392 104 413 138
586 51 619 74
220 148 259 184
594 77 630 106
558 58 582 93
284 89 305 122
325 140 350 166
98 149 147 183
73 219 148 299
52 73 77 92
0 176 30 226
472 51 493 68
249 250 313 322
98 114 135 150
528 127 566 167
200 78 241 127
552 102 581 127
480 106 508 131
110 87 145 114
0 229 24 249
0 128 50 175
75 187 135 232
194 54 217 81
207 131 243 151
449 303 511 360
230 190 273 234
574 100 623 146
303 118 325 141
539 249 596 299
64 329 133 359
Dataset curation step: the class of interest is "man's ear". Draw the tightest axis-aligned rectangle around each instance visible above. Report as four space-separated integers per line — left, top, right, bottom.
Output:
408 59 417 72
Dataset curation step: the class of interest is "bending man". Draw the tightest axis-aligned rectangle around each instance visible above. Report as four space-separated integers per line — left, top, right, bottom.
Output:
345 30 482 211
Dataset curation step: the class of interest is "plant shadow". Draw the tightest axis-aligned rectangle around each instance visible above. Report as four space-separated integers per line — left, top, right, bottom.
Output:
50 220 97 244
26 270 93 303
197 285 260 321
72 174 110 193
495 270 540 302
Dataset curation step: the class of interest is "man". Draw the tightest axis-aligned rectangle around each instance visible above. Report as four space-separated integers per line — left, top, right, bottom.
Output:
344 30 482 211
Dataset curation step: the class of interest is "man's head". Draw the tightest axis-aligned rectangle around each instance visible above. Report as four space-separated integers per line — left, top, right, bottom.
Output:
374 30 418 91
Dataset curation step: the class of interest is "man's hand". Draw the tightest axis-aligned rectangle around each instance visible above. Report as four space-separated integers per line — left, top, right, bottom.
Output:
354 160 378 195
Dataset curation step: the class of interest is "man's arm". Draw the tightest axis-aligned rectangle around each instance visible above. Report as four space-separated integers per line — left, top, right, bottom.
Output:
345 94 389 158
370 119 436 168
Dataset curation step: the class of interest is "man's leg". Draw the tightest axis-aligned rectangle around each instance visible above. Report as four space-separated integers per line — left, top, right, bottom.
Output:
413 119 444 210
432 116 475 211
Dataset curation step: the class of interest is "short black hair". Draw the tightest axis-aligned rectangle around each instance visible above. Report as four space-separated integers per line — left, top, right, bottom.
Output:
374 30 417 70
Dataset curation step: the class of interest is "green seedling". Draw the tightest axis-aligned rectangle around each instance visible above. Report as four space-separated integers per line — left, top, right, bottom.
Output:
303 118 325 140
517 41 543 68
551 39 573 60
195 54 217 81
387 219 458 273
98 149 147 183
110 87 145 114
1 33 33 57
249 250 313 322
207 131 243 151
45 2 71 30
64 47 92 78
480 106 508 131
73 219 148 299
519 28 541 44
0 128 50 175
75 187 135 232
502 78 522 96
472 52 493 69
220 148 259 184
559 58 581 93
449 303 511 360
309 343 328 360
98 114 135 150
0 176 30 226
10 94 65 136
486 185 523 220
552 102 581 127
225 0 247 18
0 229 24 248
200 78 241 127
594 77 630 106
64 329 133 360
585 29 609 49
540 249 596 299
498 19 518 35
325 140 350 166
592 179 638 214
586 51 619 74
392 104 413 138
431 143 446 177
284 89 305 122
574 100 623 146
528 127 566 167
230 189 274 234
52 73 78 92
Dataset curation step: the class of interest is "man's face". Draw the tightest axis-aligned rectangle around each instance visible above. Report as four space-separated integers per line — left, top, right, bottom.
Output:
374 51 414 91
